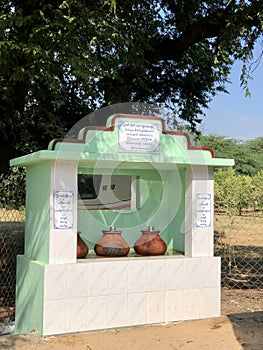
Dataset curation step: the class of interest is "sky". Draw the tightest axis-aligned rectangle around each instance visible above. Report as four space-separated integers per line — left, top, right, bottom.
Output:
201 58 263 141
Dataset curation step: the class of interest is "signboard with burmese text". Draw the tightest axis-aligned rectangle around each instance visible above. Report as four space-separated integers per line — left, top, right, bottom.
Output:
118 120 160 153
53 190 74 229
195 193 212 228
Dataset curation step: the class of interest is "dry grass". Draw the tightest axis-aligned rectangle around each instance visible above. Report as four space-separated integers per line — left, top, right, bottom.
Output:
214 212 263 313
0 209 25 223
214 212 263 247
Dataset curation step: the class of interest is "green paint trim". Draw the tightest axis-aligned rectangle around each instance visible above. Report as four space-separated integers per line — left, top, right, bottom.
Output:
11 150 234 168
15 255 44 335
10 116 234 168
24 162 51 263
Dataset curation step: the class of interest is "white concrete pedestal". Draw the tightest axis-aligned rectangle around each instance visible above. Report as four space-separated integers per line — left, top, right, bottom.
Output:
16 254 220 336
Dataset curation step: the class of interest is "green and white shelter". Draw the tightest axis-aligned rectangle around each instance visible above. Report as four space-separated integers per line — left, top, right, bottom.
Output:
11 114 234 336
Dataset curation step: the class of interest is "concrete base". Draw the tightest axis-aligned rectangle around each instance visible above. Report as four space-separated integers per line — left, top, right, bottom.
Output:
15 254 221 336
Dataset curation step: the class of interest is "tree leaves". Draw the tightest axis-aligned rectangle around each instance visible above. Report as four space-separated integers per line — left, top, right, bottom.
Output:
200 135 263 176
0 1 262 174
214 168 263 215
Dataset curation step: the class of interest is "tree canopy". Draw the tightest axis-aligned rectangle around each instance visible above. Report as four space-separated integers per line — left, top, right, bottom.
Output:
214 167 263 215
1 0 263 173
200 135 263 176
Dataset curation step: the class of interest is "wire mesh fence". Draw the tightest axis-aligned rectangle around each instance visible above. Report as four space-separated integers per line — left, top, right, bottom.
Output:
214 212 263 315
0 209 24 334
0 207 262 333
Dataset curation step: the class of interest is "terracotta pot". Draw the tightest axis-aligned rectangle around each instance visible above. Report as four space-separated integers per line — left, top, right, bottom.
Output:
94 226 130 257
134 226 167 256
77 232 89 258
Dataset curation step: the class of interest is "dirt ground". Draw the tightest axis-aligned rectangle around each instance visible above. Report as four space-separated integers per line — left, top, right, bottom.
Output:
1 289 263 350
0 313 263 350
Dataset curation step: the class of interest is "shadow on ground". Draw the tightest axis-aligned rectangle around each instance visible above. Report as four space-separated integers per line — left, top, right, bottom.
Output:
228 311 263 350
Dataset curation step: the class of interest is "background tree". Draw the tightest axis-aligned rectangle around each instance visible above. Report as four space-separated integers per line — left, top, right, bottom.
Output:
200 135 263 176
252 170 263 211
1 0 263 174
214 168 255 215
234 175 254 215
214 168 237 215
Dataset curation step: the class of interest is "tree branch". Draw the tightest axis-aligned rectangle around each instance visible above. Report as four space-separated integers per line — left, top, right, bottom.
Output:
148 2 263 62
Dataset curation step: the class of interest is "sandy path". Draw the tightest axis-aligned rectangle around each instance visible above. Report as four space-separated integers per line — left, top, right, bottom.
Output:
2 316 262 350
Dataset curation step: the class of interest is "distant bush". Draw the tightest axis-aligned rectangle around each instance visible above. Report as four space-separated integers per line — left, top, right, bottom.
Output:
0 167 26 210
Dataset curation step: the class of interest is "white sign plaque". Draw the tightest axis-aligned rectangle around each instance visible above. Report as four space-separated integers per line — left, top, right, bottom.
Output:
118 120 160 152
53 191 74 229
195 193 212 228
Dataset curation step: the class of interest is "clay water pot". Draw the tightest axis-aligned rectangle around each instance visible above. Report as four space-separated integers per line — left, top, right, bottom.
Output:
94 226 130 257
77 232 89 258
134 226 167 256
